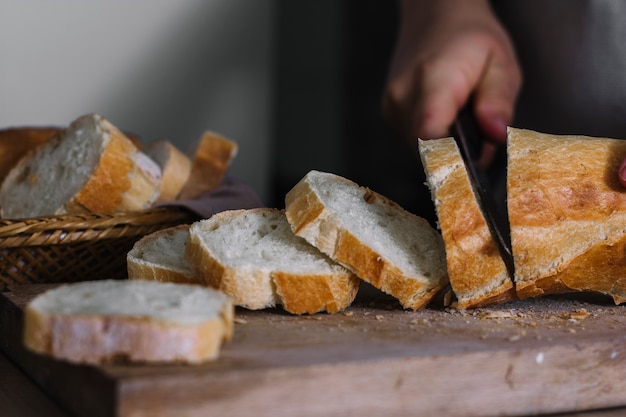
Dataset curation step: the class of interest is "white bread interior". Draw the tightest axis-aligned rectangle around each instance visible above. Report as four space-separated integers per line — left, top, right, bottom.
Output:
507 127 626 303
0 114 161 218
127 225 199 285
144 139 192 202
185 208 360 314
284 170 449 310
23 279 233 364
419 137 515 309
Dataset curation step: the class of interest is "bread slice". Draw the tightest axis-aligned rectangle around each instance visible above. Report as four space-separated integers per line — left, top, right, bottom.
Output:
144 139 192 202
507 127 626 303
177 131 238 200
284 170 449 310
418 137 515 309
23 279 233 364
185 208 360 314
0 114 162 218
127 225 199 284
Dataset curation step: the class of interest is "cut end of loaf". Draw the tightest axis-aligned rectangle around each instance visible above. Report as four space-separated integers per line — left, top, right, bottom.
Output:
507 128 626 303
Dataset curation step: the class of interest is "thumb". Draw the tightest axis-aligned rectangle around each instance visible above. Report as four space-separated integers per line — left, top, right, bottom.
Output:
473 53 522 144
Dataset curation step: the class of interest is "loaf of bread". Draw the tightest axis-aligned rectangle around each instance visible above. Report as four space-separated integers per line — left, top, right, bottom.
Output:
185 208 360 314
0 127 59 185
177 131 238 200
419 137 515 309
143 139 192 202
284 170 449 310
23 279 233 364
127 225 199 285
507 127 626 303
0 114 162 218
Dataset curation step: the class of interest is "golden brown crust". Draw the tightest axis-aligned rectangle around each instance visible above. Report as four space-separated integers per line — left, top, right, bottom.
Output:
185 217 277 310
69 116 138 213
273 270 360 314
419 138 515 309
23 299 233 364
507 128 626 303
285 172 448 310
145 140 192 202
185 208 359 314
178 131 238 200
126 261 198 285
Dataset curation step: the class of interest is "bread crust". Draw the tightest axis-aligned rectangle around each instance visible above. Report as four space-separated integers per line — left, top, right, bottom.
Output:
285 172 448 310
178 131 238 200
144 140 192 202
70 116 161 213
127 225 199 285
272 270 359 314
419 138 515 309
23 282 234 364
507 127 626 303
185 220 278 310
185 209 359 314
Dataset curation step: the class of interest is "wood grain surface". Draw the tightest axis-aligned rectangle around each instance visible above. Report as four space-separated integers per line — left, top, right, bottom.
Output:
2 284 626 417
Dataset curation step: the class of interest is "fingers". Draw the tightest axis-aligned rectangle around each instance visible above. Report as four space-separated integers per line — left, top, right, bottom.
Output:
473 48 523 145
406 43 490 142
476 141 498 169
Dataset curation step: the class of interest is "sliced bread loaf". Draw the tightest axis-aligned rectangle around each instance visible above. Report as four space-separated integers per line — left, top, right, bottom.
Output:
143 139 192 202
284 170 449 310
127 225 199 285
185 208 360 314
507 127 626 303
23 279 233 364
419 137 515 309
0 114 162 218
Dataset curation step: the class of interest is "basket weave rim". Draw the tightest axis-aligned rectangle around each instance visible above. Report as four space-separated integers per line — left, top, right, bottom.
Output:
0 207 195 248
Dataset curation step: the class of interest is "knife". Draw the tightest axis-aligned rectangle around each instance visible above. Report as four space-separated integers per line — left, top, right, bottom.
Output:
450 104 515 276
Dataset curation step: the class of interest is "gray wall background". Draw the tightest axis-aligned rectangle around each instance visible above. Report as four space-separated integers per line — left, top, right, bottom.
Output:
1 0 276 203
0 1 430 222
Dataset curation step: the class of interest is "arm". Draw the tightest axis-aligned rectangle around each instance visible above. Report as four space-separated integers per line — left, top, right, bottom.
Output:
383 0 522 166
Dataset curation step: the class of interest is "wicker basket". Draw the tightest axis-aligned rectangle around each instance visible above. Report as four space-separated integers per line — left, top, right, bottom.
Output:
0 208 196 289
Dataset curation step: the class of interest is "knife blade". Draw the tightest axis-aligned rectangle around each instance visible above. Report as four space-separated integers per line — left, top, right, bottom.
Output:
450 104 515 276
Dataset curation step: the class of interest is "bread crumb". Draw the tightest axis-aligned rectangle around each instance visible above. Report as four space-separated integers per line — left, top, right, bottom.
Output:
234 318 247 325
343 311 354 317
375 315 384 321
478 310 515 319
569 308 589 320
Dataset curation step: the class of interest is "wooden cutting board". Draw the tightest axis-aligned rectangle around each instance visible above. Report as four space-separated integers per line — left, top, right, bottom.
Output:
1 284 626 417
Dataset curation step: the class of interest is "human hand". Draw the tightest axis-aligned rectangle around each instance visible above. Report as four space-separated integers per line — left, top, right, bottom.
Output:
619 159 626 188
383 0 522 167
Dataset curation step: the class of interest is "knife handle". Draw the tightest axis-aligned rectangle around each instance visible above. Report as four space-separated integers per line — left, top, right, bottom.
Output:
451 103 483 162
